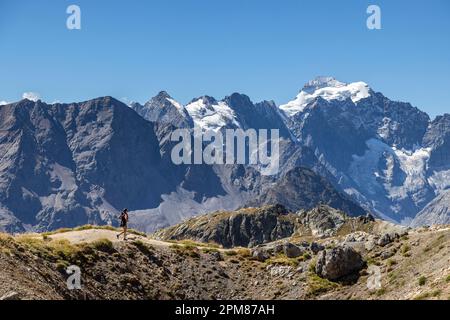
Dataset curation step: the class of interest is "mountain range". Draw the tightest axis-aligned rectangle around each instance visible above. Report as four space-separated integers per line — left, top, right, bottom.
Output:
0 77 449 232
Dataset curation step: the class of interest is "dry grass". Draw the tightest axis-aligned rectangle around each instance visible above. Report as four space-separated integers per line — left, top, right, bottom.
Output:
42 225 147 238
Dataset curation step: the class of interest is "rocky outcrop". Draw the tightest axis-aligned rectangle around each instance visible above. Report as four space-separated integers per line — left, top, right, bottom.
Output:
297 205 349 238
315 246 365 281
0 98 178 232
247 167 366 216
411 189 450 227
154 205 300 248
283 243 305 258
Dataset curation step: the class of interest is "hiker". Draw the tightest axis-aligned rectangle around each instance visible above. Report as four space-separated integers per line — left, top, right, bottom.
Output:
117 208 129 240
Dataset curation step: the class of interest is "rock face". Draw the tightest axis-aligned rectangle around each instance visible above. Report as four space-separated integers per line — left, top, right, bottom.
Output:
0 94 365 233
411 189 450 227
315 246 365 281
282 77 450 224
154 205 300 248
297 205 349 238
247 167 365 216
1 77 450 232
283 243 304 258
130 91 193 128
423 114 450 168
0 98 174 232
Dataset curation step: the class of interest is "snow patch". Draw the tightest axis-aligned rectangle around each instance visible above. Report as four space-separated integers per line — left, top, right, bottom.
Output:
348 139 432 220
428 169 450 193
280 77 370 116
22 92 41 102
185 99 240 131
167 98 184 112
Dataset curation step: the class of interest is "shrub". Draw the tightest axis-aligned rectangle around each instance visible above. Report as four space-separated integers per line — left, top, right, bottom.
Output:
56 260 70 273
386 259 397 267
201 247 219 254
132 240 153 255
431 290 441 297
308 259 317 273
266 254 298 267
90 238 114 253
414 292 430 300
236 248 251 258
375 288 387 297
418 276 427 286
401 244 410 255
306 274 339 297
49 239 78 260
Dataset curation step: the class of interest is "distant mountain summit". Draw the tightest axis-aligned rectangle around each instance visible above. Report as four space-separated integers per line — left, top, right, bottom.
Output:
1 77 449 232
281 77 448 224
280 76 371 116
130 91 193 128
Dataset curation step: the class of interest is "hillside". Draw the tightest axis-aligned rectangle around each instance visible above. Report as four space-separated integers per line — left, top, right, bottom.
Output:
1 205 449 300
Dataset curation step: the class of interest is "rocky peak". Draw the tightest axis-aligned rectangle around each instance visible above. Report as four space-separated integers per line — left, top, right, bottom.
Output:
223 93 253 108
302 76 347 93
297 205 350 238
189 95 217 106
131 92 192 128
280 77 371 117
154 204 300 248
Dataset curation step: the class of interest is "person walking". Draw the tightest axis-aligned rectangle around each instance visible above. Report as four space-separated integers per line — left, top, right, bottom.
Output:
117 208 129 241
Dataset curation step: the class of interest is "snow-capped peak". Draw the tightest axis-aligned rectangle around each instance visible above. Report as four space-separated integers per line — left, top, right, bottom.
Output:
185 97 240 131
280 77 371 117
302 76 346 93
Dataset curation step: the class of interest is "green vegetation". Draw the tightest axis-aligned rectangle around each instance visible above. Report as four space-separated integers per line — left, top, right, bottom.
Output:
306 273 339 297
89 238 114 252
414 292 430 300
236 248 251 258
366 257 378 266
201 247 219 254
445 275 450 283
265 254 299 267
375 288 387 297
263 251 312 267
418 276 427 286
386 258 397 267
12 234 115 268
224 250 238 256
132 240 154 255
432 290 441 297
170 239 220 249
401 244 411 257
308 259 317 272
170 243 200 258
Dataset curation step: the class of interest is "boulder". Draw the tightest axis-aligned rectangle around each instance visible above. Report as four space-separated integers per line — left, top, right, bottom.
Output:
364 240 376 251
377 233 396 247
315 246 365 281
310 242 325 254
380 250 395 260
357 213 375 223
210 251 223 261
283 243 304 258
251 247 270 262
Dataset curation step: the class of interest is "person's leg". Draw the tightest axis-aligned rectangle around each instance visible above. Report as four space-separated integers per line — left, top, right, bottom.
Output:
117 227 124 239
123 226 128 240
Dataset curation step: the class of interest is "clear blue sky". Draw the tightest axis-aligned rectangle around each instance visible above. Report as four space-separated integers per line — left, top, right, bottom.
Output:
0 0 449 117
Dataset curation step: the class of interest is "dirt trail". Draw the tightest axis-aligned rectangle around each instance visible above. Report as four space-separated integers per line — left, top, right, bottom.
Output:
48 229 173 248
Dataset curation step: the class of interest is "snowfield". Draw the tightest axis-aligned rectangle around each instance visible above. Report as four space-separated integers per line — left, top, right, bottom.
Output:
280 77 370 116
